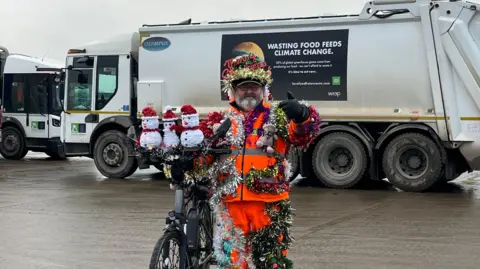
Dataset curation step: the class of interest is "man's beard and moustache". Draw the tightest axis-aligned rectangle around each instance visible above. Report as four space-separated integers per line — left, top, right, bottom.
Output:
236 90 264 111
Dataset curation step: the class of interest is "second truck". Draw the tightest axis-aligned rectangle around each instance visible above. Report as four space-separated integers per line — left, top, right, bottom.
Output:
37 0 480 192
0 46 66 160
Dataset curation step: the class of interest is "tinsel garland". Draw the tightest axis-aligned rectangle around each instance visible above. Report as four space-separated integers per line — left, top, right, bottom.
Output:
198 111 224 139
208 158 242 207
289 102 322 151
244 152 291 194
206 110 248 268
223 110 246 149
249 200 295 269
244 103 270 139
266 102 289 142
212 201 248 268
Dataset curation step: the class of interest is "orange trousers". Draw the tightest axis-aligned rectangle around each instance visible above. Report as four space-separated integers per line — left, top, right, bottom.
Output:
226 201 288 269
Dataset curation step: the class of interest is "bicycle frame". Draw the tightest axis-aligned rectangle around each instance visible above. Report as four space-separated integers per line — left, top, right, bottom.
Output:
164 177 213 269
163 182 189 269
154 118 232 269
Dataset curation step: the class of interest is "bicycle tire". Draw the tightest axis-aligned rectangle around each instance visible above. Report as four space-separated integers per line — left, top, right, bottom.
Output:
197 202 214 269
149 230 182 269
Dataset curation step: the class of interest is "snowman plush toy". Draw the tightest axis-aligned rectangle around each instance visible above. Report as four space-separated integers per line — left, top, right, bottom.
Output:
161 105 180 150
137 106 162 150
179 104 204 148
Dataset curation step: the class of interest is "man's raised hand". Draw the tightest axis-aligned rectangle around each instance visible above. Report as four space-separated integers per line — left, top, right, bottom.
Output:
278 91 309 123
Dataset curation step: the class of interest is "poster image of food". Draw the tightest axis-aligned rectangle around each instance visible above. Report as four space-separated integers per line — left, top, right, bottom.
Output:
220 29 349 101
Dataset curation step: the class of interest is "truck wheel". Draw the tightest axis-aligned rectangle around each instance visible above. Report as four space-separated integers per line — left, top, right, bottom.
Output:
93 130 137 179
382 133 444 192
312 132 368 188
125 160 139 177
0 126 27 160
287 145 300 182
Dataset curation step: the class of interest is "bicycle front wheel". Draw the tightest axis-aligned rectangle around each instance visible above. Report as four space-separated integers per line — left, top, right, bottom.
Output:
149 230 181 269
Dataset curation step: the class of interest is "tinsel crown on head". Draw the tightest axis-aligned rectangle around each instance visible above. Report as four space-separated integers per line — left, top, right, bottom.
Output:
221 53 273 99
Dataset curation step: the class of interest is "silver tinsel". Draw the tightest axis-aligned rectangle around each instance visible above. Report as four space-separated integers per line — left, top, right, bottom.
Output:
267 101 279 126
223 110 245 148
208 159 242 207
284 158 293 181
207 109 245 208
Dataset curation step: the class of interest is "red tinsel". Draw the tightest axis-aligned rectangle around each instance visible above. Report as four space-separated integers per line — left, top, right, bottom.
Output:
288 105 321 150
198 111 224 138
251 179 291 194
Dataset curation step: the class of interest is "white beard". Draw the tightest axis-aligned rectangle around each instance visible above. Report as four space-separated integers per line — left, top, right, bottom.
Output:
235 91 264 111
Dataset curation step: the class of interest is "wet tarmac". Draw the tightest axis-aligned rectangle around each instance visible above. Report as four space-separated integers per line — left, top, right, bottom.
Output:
1 152 480 269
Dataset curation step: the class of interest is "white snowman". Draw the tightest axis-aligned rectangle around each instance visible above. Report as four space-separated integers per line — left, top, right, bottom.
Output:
137 106 162 149
179 104 204 147
161 105 180 150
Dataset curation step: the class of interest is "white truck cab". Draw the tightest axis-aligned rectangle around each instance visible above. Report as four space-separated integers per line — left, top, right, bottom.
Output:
0 50 66 159
60 33 140 177
60 0 480 192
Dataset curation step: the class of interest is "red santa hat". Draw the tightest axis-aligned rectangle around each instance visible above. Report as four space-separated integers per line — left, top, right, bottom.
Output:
180 104 198 118
162 105 177 121
141 106 158 119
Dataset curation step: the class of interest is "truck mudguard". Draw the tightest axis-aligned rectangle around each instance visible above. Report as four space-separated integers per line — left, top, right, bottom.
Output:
89 115 135 153
1 116 27 138
375 123 447 161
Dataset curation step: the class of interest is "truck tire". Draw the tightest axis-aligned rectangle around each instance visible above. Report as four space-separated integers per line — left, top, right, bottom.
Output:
312 132 368 188
125 160 139 177
93 130 138 179
0 126 28 160
287 145 300 182
382 133 444 192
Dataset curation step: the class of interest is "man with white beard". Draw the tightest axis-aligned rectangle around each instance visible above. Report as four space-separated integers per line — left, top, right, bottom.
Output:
192 53 322 268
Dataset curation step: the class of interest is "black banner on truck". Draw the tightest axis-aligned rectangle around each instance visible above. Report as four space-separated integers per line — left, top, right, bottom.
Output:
220 29 349 101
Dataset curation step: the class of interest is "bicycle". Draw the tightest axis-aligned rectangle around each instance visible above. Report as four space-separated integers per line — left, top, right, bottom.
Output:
148 118 233 269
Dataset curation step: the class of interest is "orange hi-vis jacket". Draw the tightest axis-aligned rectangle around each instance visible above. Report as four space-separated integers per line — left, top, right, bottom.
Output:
201 99 316 204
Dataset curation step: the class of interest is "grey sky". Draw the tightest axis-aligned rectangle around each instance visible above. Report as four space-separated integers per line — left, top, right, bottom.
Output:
1 0 478 61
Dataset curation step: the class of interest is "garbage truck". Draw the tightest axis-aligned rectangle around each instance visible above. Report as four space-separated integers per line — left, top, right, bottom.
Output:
58 0 480 192
0 46 66 160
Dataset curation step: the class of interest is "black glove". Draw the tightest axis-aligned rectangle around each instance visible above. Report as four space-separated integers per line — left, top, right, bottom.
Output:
278 91 309 123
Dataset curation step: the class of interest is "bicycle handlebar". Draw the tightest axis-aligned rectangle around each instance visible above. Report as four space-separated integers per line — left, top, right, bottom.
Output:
162 145 232 166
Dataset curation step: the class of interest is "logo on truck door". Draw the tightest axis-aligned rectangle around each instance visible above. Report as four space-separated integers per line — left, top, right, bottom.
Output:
142 37 171 51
